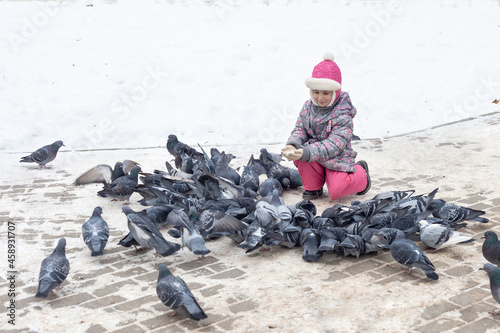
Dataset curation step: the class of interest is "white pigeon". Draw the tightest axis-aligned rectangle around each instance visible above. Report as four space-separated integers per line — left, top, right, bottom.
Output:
418 219 474 252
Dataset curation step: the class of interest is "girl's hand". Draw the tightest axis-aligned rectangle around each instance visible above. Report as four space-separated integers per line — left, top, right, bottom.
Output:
281 145 303 161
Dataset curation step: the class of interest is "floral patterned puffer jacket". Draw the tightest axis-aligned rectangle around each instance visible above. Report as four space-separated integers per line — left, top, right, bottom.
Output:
285 91 358 173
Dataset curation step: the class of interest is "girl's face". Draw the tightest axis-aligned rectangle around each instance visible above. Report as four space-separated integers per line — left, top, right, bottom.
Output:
312 90 333 107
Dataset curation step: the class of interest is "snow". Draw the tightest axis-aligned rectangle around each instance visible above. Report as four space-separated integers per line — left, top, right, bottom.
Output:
1 0 499 155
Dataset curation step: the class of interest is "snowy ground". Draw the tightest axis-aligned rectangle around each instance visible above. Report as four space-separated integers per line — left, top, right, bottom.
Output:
1 0 500 154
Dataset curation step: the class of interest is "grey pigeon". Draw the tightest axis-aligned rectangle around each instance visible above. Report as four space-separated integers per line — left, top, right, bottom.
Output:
480 263 500 315
391 188 439 214
429 199 489 223
82 207 109 256
156 264 207 320
196 209 248 239
97 166 141 202
75 160 140 185
418 219 473 252
20 140 64 168
389 230 439 280
35 238 70 298
258 178 283 197
122 205 180 257
166 208 211 257
482 231 500 266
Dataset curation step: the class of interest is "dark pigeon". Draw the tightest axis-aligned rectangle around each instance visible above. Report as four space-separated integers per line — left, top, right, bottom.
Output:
20 140 64 168
480 263 500 315
82 207 109 256
156 264 207 320
300 228 322 262
214 152 240 185
259 148 283 164
35 238 70 298
121 205 180 257
97 166 141 202
389 230 439 280
482 231 500 266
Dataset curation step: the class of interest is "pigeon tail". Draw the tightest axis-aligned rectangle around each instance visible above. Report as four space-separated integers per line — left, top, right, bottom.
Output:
423 270 439 280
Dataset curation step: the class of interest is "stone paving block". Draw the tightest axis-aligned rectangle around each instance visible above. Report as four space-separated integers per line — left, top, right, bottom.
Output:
140 313 185 330
189 267 215 278
112 294 158 311
343 259 383 275
449 288 491 306
209 268 245 280
415 317 464 333
421 300 460 320
229 300 258 314
85 324 107 333
96 255 126 265
112 265 149 278
216 315 242 331
458 195 488 205
177 256 219 271
460 303 495 323
81 295 127 309
454 317 500 333
324 270 350 282
73 266 115 280
199 284 225 298
49 292 95 309
109 324 146 333
151 324 186 332
135 270 159 283
444 266 474 277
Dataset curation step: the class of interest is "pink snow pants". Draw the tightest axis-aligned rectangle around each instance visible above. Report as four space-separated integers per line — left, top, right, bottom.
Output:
294 160 368 200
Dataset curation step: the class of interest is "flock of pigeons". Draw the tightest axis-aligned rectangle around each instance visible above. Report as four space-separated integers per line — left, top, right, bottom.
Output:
21 136 500 320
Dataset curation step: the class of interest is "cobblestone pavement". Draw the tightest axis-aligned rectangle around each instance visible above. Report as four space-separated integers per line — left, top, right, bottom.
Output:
1 112 500 333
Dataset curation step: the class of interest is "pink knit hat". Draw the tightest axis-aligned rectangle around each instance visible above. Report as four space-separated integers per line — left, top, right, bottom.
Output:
305 52 342 105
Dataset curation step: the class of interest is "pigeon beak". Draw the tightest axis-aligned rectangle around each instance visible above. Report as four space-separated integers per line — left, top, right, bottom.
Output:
479 268 485 271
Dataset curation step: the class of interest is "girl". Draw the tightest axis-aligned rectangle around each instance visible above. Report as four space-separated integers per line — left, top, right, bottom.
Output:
281 52 370 200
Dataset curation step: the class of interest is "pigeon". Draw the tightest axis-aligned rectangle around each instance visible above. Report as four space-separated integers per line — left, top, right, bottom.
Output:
240 164 260 198
258 178 283 197
482 231 500 266
121 205 180 257
259 148 283 164
480 263 500 315
97 166 141 202
429 199 489 223
20 140 64 168
35 238 70 298
75 160 140 185
389 229 439 280
300 228 322 262
156 264 207 320
166 208 211 257
196 209 248 239
339 234 366 258
82 207 109 256
265 161 291 189
166 134 200 160
418 219 474 252
214 152 241 185
390 188 439 214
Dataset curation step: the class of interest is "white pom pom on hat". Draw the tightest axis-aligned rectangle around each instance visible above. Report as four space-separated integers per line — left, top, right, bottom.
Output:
305 51 342 92
322 51 335 61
